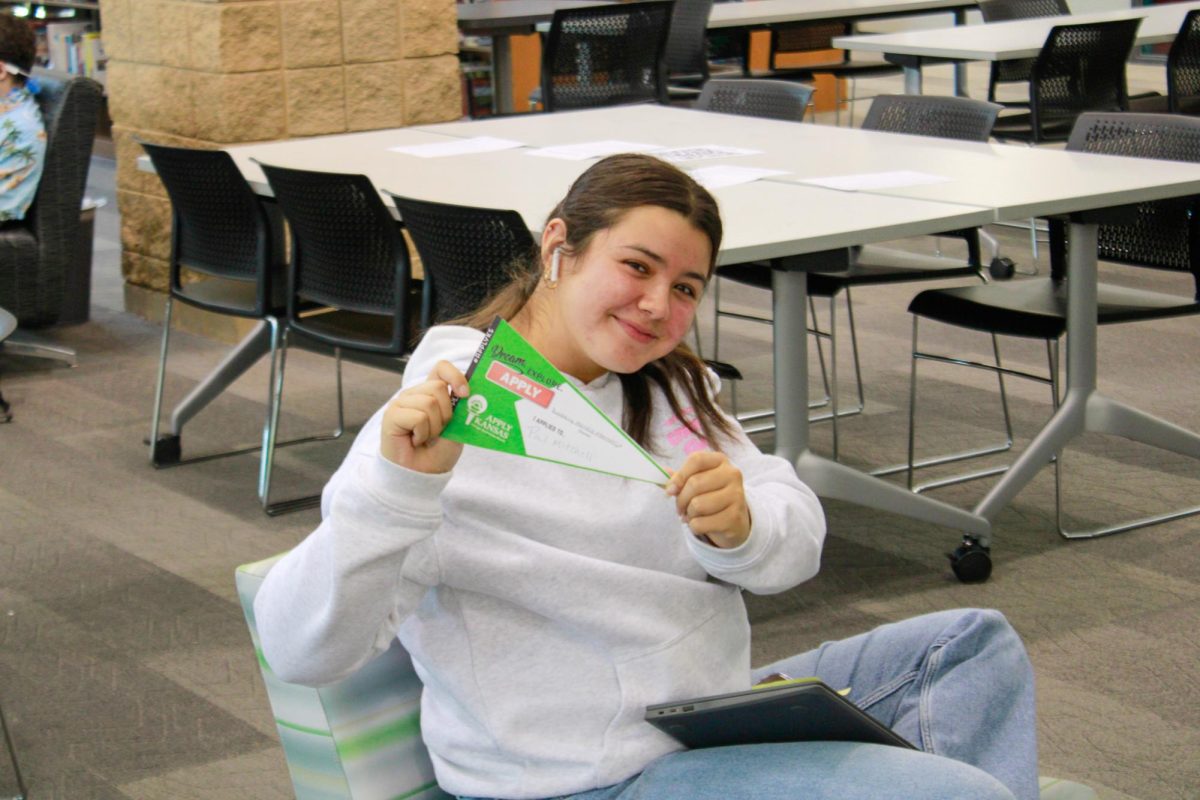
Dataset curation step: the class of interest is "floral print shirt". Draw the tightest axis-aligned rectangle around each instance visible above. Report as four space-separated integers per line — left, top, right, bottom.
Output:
0 85 46 223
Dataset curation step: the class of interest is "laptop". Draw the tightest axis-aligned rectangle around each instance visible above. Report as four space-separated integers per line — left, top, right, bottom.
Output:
644 678 914 750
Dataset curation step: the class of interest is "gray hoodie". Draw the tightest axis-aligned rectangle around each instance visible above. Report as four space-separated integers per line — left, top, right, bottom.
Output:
254 325 826 799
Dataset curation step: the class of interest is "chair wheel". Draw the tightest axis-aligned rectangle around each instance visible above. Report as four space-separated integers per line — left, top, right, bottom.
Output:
988 256 1016 280
948 537 992 583
151 434 182 466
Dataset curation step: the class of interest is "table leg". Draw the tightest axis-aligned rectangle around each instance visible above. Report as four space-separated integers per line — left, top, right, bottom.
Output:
493 34 515 114
952 8 968 97
168 321 272 435
972 221 1200 542
771 264 989 536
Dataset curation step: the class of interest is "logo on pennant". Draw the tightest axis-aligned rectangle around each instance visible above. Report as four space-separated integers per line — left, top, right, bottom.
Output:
441 318 669 484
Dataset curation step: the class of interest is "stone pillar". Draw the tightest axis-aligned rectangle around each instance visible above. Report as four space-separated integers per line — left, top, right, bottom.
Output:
99 0 462 334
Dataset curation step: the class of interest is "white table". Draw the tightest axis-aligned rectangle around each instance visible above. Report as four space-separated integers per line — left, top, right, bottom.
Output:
833 0 1200 94
416 105 1200 548
176 123 998 536
459 0 976 113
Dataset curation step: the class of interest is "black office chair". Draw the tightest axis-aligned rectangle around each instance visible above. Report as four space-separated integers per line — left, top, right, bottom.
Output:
991 18 1140 144
385 193 536 326
755 19 904 125
142 142 345 515
978 0 1071 109
711 95 1002 460
1130 9 1200 115
665 0 717 101
905 112 1200 540
258 163 418 515
0 74 102 372
540 0 674 112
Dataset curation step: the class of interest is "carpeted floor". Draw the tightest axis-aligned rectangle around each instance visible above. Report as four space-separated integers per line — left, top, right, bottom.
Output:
1 67 1198 800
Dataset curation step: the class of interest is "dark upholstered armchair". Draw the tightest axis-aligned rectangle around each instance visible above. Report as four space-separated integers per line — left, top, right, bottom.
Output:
0 73 103 365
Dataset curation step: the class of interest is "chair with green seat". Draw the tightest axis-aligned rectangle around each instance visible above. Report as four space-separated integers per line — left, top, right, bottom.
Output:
238 553 1099 800
236 554 450 800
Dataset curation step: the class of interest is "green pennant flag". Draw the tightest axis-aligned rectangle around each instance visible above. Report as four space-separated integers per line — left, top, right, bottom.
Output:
441 318 670 485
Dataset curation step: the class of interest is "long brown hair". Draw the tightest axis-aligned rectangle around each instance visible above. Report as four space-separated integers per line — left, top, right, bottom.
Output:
454 153 736 453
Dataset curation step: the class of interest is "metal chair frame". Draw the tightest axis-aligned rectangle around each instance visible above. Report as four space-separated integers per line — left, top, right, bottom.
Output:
141 142 345 516
258 162 417 515
902 112 1200 539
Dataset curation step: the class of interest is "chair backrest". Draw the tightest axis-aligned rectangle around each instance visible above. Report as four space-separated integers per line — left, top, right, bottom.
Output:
258 163 413 354
977 0 1069 24
386 194 535 328
979 0 1071 86
541 0 673 112
1064 112 1200 295
664 0 716 81
141 142 281 316
862 94 1002 142
769 20 850 71
695 78 813 122
1168 9 1200 113
1 74 101 326
1030 19 1140 135
236 555 451 800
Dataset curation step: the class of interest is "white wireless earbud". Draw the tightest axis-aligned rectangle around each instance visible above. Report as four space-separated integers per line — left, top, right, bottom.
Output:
549 247 562 284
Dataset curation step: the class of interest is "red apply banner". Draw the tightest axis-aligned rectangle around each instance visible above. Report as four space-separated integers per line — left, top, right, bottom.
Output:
486 361 555 408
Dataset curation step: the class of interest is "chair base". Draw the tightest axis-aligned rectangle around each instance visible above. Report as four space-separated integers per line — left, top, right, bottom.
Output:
1 331 77 368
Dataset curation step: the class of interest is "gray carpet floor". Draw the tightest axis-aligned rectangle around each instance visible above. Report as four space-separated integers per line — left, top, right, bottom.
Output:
2 68 1198 799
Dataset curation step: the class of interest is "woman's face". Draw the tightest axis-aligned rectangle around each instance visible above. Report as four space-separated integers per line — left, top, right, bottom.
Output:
539 205 712 382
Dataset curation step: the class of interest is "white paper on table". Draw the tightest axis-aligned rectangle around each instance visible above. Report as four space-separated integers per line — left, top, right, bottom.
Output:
388 137 524 157
651 144 763 162
799 170 951 192
688 165 789 189
524 140 662 160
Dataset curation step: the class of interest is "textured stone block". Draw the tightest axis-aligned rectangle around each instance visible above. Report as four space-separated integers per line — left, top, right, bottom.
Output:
284 67 347 137
341 0 400 64
158 2 191 69
282 0 344 69
345 61 405 131
122 250 170 293
111 64 194 136
402 55 461 125
192 72 287 143
130 0 162 64
119 190 173 263
97 0 132 62
190 1 283 73
144 66 197 138
104 61 143 130
402 0 457 58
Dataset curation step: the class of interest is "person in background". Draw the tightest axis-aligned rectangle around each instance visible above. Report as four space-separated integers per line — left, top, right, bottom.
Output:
254 154 1039 800
0 13 44 224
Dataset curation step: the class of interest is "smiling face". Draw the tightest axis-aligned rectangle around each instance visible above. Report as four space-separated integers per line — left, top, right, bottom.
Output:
523 205 713 383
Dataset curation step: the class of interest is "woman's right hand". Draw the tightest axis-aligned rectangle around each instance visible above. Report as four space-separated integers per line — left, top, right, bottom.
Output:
380 360 469 474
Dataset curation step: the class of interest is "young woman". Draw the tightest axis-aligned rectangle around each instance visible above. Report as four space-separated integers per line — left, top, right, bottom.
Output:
255 154 1038 800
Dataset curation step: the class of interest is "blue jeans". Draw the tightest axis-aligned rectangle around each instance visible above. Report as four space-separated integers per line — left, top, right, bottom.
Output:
462 608 1038 800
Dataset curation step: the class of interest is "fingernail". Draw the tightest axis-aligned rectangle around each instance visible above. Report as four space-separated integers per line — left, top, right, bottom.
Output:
456 383 469 397
665 483 679 496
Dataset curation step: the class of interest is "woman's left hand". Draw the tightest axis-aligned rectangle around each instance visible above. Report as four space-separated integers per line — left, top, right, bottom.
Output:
665 451 751 549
